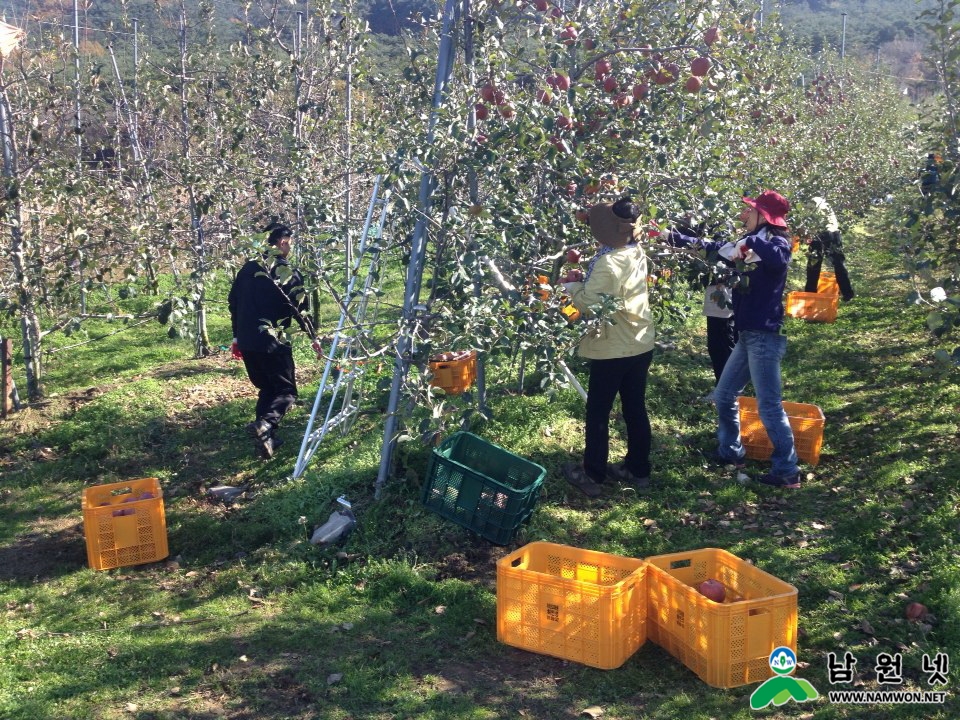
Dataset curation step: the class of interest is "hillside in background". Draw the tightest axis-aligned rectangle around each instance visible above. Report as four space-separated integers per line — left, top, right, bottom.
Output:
0 0 939 98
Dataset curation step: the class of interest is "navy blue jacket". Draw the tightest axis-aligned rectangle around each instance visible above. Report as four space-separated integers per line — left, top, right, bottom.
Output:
228 256 311 353
667 226 792 333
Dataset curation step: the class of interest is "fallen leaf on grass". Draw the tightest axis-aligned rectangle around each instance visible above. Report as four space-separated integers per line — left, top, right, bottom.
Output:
327 672 343 685
434 605 446 614
581 706 604 718
858 619 876 635
125 703 138 713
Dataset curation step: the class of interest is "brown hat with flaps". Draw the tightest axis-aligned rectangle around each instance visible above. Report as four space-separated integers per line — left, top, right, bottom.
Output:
588 202 640 248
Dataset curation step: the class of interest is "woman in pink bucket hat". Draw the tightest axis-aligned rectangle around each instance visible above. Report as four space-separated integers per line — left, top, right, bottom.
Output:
664 190 800 488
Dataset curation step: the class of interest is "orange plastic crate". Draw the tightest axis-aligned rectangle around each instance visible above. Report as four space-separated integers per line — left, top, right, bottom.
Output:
785 290 837 323
497 542 647 669
816 271 840 296
82 478 168 571
738 396 825 465
646 548 798 688
428 350 477 395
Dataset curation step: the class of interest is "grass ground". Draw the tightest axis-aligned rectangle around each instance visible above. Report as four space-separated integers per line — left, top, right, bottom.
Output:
0 210 958 719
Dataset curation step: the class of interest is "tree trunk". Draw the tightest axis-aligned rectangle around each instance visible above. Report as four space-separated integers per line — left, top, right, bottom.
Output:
179 2 211 358
0 78 42 399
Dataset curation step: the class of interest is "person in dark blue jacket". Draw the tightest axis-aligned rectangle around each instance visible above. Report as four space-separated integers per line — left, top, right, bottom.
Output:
228 223 320 459
665 191 800 488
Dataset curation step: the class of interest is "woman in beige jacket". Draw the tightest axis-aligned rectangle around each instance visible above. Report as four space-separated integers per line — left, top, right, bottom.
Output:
562 198 657 497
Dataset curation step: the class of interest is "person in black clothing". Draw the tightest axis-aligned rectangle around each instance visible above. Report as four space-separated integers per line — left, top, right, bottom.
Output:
228 223 320 458
672 217 738 388
920 153 941 197
803 197 855 302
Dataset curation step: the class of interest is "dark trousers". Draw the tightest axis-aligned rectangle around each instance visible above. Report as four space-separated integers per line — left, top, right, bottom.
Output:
706 316 738 382
584 351 653 482
241 345 298 430
804 231 854 300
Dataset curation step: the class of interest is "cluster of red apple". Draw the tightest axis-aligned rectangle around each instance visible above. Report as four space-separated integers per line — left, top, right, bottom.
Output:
475 24 722 152
430 350 473 363
560 248 584 284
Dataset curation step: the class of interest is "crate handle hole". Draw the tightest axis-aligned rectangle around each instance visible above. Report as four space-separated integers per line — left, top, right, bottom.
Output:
669 559 691 570
748 608 770 617
110 487 134 497
511 557 523 568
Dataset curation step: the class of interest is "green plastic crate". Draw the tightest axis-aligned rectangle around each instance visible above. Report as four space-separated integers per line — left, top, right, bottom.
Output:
422 432 546 544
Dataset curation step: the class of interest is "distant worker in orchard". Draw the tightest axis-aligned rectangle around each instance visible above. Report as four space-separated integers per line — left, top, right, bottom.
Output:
920 153 941 197
228 222 321 459
561 197 656 497
803 196 855 302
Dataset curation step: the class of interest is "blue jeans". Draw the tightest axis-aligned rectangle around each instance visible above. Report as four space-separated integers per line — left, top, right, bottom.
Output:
714 330 798 477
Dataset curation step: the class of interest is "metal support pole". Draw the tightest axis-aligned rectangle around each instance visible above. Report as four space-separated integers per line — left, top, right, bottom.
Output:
345 20 353 272
74 0 85 314
463 0 488 415
374 0 461 499
841 13 847 61
73 0 81 161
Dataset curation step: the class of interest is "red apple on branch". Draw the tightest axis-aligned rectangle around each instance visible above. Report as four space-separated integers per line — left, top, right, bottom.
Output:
480 83 497 103
560 25 578 45
566 248 582 263
685 76 702 94
632 82 650 100
690 56 712 77
704 26 722 46
603 75 618 93
474 103 489 120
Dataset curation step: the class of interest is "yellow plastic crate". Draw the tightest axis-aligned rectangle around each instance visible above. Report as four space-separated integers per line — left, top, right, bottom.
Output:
428 350 477 395
738 396 825 466
816 271 840 296
82 478 168 571
646 548 798 688
785 291 837 323
497 542 646 669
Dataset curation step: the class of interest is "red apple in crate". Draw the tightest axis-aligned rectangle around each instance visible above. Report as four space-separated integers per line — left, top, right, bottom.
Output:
566 248 582 264
698 579 726 603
